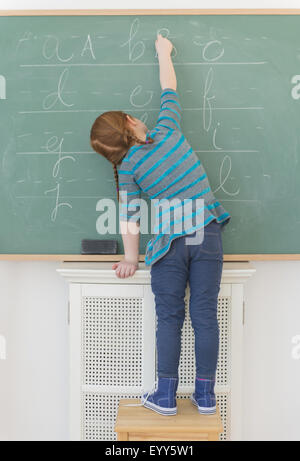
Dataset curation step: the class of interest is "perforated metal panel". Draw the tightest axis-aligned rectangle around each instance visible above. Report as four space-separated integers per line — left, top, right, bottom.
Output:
79 285 232 441
83 392 140 441
216 393 230 441
217 296 231 386
82 295 144 387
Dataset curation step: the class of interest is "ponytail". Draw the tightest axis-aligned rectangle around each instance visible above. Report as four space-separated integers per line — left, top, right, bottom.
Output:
112 163 120 203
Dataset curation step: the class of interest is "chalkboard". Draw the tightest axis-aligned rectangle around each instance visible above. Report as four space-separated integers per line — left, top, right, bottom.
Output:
1 12 300 255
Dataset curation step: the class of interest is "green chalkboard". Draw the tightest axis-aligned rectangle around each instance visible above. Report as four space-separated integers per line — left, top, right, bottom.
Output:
0 13 300 255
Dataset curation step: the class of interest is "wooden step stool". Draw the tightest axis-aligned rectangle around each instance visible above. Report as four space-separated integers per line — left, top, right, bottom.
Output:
115 398 223 441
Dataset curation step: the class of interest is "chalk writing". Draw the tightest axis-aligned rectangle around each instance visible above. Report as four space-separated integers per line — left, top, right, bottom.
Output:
120 18 145 62
43 68 74 110
44 136 75 178
130 85 153 108
213 155 240 197
81 34 96 60
44 183 72 222
203 67 215 132
212 122 222 150
43 136 75 221
43 35 74 63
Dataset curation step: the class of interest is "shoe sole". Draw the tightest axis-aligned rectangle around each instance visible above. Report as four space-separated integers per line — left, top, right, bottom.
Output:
141 398 177 416
190 395 216 415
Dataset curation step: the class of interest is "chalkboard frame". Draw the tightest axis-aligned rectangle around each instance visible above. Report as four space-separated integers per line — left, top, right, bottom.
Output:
1 9 300 16
1 8 300 261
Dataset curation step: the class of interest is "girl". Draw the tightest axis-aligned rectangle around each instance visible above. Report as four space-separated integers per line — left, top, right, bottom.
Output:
90 34 231 416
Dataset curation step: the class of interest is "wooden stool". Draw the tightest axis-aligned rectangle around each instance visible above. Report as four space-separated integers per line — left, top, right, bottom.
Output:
115 398 223 441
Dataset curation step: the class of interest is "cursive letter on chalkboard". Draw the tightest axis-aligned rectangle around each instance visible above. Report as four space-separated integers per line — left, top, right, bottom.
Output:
44 183 72 222
130 85 153 108
213 122 223 150
203 67 215 132
43 35 74 63
213 154 240 196
43 68 74 110
120 18 145 62
193 37 225 62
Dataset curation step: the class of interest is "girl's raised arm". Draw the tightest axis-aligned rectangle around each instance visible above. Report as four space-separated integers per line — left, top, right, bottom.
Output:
155 33 177 91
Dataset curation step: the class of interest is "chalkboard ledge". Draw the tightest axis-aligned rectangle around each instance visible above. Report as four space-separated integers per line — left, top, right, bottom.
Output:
0 254 300 261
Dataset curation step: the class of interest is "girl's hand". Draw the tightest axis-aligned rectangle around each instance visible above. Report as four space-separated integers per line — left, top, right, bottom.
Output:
155 33 173 57
112 260 138 278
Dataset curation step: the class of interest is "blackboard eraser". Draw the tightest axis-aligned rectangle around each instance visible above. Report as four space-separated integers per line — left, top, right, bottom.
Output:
81 239 118 255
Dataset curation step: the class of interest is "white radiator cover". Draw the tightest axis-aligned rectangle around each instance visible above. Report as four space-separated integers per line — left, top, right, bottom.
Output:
57 261 256 441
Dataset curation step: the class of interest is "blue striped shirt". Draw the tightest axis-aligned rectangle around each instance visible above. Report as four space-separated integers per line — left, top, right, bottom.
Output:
118 88 231 266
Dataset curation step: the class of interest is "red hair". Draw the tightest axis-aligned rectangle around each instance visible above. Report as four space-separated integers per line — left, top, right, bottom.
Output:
90 111 154 202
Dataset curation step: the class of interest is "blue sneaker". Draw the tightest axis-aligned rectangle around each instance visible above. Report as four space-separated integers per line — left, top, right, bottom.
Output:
141 377 178 416
190 378 216 415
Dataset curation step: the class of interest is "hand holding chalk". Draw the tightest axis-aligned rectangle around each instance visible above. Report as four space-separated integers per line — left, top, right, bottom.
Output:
155 33 173 57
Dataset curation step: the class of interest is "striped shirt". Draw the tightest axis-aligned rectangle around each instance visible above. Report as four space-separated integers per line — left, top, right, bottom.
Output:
118 87 231 266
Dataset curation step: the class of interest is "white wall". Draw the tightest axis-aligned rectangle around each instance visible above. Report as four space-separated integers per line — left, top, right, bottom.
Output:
1 0 300 441
0 262 69 441
243 261 300 441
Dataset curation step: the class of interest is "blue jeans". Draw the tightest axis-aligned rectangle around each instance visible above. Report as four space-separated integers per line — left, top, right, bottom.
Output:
150 219 223 380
